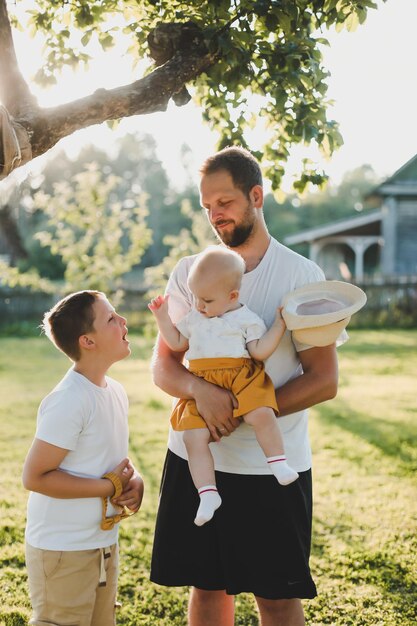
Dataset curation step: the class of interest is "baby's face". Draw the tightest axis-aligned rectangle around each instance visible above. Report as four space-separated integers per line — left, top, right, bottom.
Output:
191 280 238 318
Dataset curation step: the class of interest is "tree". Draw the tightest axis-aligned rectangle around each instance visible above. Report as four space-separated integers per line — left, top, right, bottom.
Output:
0 0 382 189
288 163 380 230
0 132 201 292
0 202 28 265
31 164 151 293
145 198 216 296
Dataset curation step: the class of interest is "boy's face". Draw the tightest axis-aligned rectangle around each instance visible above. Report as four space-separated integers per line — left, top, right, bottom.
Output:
86 296 130 363
191 278 239 318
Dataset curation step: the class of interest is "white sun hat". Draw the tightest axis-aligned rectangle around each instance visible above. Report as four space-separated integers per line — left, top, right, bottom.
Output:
282 280 367 347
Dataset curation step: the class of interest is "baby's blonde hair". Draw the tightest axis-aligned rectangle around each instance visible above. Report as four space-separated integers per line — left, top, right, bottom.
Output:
188 246 246 292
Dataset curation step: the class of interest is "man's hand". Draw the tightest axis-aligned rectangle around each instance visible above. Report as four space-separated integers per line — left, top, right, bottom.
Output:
151 334 241 440
193 377 241 442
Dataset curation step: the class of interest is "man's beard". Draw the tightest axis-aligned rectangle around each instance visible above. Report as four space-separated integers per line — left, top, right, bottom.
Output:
212 203 256 247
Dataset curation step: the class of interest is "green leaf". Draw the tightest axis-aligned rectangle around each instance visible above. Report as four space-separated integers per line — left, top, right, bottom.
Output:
81 30 93 47
345 12 360 32
265 13 279 31
6 0 363 189
98 33 114 50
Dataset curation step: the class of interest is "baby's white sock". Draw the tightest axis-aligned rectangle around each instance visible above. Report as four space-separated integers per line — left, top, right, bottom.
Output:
194 485 222 527
267 455 299 486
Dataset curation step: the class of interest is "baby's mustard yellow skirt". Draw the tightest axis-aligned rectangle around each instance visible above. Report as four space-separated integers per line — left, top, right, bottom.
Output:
170 357 279 431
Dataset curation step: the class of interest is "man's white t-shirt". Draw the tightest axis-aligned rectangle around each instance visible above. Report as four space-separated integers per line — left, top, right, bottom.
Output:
177 305 267 360
165 237 343 474
25 368 129 551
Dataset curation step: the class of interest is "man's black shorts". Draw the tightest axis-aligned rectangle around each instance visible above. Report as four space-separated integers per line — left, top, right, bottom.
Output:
150 450 317 600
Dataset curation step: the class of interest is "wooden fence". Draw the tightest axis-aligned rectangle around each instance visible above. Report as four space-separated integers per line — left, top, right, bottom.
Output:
353 276 417 327
1 278 417 330
0 288 56 328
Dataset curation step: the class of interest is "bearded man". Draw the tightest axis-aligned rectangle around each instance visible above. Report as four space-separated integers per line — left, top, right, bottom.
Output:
150 147 340 626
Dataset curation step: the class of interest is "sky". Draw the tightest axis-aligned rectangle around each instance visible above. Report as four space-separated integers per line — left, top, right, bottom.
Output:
8 0 417 192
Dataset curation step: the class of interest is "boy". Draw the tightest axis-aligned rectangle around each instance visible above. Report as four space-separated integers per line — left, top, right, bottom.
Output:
22 290 144 626
149 246 298 527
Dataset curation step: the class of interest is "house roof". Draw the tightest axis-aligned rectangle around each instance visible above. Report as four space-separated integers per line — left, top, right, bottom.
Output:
284 209 383 245
367 153 417 198
383 153 417 184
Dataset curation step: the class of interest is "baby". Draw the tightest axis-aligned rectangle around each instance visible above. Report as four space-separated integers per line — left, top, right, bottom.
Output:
149 246 298 526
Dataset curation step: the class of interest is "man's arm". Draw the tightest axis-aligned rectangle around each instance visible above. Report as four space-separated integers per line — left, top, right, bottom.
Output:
275 344 339 416
22 439 133 498
151 334 240 441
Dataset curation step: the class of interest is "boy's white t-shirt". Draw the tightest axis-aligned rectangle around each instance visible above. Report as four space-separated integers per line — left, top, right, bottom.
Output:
165 237 345 474
177 305 267 360
25 368 129 551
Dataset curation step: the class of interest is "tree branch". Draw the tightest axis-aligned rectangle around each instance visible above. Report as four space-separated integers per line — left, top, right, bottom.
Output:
0 18 217 172
0 0 38 115
22 44 217 159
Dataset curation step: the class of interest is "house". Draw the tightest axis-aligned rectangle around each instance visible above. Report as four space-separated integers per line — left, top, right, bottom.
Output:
284 155 417 284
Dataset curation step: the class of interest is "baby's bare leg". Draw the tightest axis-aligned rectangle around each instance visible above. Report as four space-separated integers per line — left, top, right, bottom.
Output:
183 428 222 526
184 428 215 488
244 408 299 486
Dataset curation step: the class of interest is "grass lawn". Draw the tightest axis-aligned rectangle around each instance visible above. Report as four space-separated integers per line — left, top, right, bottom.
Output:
0 330 416 625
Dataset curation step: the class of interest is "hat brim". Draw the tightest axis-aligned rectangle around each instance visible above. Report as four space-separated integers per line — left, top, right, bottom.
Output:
282 281 366 331
292 317 351 347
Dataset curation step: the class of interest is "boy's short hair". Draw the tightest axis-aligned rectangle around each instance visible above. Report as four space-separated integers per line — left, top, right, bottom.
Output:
42 290 103 361
200 146 263 198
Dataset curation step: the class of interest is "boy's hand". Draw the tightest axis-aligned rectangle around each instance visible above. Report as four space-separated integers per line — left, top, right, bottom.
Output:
148 294 169 317
109 458 134 494
113 474 144 513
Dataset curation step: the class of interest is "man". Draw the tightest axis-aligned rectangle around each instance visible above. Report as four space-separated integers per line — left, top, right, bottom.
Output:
150 147 339 626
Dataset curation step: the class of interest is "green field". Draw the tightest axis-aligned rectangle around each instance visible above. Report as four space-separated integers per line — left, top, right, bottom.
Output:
0 331 416 626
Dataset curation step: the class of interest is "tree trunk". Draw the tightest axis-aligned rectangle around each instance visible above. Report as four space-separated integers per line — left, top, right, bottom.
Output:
0 204 28 265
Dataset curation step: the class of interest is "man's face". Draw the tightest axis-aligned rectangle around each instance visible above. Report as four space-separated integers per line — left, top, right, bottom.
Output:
200 170 261 247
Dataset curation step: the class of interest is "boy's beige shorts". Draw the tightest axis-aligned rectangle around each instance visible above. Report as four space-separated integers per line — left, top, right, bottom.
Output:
25 542 118 626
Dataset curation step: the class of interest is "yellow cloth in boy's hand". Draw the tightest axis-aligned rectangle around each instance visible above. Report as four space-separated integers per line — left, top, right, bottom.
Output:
100 471 135 531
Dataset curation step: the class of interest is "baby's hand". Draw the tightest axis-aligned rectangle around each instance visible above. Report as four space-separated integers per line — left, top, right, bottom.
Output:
272 306 286 330
148 294 169 314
